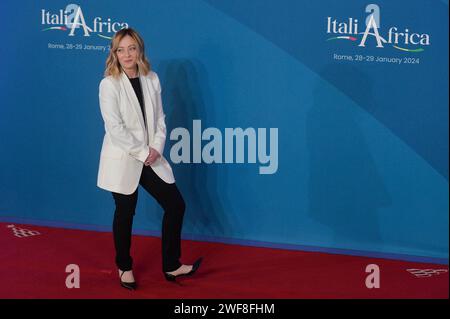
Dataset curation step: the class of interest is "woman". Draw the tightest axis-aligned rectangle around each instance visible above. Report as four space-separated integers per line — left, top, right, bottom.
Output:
97 28 202 290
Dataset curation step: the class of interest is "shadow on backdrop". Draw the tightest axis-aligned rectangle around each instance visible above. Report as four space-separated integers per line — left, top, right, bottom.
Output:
157 59 233 245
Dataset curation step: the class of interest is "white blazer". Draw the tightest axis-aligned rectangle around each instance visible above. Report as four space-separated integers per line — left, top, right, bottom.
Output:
97 70 175 195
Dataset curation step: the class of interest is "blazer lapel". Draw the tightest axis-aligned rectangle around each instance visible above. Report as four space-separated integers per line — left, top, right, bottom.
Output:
119 72 147 135
140 74 155 140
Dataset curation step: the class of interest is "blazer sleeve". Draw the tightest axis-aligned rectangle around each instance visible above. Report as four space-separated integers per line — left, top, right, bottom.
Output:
99 77 149 163
149 72 167 156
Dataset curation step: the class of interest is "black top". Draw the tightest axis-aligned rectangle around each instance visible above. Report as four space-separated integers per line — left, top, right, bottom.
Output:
128 76 147 128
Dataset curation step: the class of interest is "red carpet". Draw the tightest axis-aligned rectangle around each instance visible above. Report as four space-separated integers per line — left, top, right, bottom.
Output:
0 222 447 299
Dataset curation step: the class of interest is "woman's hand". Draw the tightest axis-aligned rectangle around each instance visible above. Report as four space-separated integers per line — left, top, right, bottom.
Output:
144 147 161 166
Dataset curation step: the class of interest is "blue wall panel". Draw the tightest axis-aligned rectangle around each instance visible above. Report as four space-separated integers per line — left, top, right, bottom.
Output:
0 0 448 262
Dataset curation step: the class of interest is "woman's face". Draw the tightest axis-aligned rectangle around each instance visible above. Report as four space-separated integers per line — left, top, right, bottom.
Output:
116 35 139 72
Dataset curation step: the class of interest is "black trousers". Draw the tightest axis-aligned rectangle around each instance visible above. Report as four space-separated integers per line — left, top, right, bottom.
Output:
112 165 185 273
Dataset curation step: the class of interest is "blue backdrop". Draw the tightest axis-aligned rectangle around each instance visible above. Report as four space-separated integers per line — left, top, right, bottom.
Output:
0 0 448 263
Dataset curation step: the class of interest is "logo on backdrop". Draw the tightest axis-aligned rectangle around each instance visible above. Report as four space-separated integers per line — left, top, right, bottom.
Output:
41 4 129 40
7 224 41 238
326 4 431 52
407 269 448 278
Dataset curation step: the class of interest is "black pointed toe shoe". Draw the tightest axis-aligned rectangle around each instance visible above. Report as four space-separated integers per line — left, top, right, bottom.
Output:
164 257 203 282
119 270 137 290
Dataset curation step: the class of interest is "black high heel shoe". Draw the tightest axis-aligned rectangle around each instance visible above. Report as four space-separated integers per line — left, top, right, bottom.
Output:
164 257 203 282
119 270 137 290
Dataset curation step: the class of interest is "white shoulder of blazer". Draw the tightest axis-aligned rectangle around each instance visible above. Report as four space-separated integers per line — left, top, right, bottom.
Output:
97 70 175 195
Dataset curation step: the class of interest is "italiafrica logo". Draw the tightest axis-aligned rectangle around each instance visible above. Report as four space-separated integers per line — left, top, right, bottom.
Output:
41 4 129 40
326 4 430 52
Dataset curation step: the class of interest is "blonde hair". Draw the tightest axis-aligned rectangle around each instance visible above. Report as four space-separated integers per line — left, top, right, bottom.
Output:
104 27 151 78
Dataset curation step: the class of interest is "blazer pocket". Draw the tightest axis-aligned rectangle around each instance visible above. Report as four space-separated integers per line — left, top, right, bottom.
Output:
101 146 124 160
